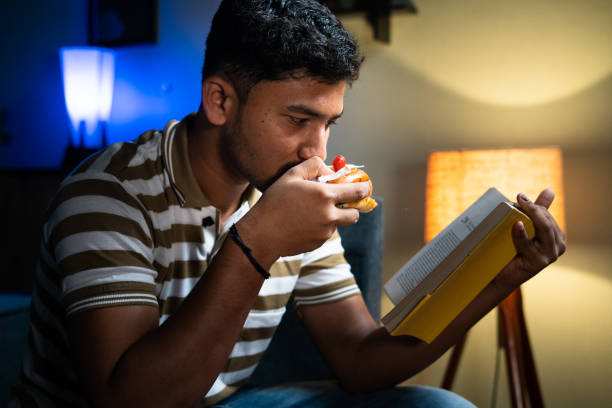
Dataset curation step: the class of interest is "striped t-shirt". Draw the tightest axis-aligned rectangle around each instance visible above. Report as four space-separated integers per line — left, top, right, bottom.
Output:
14 114 360 407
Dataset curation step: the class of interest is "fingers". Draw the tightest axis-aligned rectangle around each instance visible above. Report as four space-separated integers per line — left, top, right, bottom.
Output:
326 181 371 205
289 157 333 180
511 221 549 271
517 193 556 248
515 192 566 265
327 182 371 226
334 206 361 227
304 181 369 227
530 188 566 246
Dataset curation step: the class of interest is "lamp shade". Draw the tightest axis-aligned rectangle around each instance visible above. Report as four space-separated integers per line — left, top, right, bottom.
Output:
425 148 565 243
60 46 115 148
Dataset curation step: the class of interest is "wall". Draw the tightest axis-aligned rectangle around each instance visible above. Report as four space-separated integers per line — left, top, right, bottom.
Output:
0 0 219 168
0 1 86 168
331 0 612 247
330 1 612 407
1 0 611 407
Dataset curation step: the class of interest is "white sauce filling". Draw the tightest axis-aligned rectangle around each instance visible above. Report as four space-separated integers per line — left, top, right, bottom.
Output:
316 164 364 183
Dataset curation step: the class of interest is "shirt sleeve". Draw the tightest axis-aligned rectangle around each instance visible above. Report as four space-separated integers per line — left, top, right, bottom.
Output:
293 229 361 307
45 170 159 316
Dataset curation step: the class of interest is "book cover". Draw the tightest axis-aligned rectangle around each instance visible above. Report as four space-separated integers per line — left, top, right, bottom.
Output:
382 188 535 343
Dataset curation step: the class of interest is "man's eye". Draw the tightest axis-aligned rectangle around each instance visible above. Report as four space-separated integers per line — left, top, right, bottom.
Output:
326 119 338 128
289 116 308 125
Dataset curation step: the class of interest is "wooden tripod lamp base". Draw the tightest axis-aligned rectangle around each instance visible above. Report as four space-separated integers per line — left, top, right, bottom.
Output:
441 287 544 408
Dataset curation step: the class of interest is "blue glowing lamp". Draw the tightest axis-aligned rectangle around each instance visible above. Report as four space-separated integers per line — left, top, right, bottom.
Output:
60 46 115 149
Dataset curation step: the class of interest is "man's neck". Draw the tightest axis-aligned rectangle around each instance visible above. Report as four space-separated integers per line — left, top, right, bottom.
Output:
187 110 249 224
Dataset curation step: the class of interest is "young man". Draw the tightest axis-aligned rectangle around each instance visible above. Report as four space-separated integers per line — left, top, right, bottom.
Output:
13 0 565 406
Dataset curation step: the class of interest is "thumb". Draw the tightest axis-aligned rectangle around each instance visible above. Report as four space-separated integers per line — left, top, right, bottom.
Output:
533 188 555 209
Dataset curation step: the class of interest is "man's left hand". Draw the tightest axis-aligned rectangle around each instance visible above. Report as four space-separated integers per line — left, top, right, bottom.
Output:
494 188 567 290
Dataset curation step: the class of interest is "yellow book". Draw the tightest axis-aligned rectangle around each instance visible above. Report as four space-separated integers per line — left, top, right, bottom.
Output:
382 188 535 343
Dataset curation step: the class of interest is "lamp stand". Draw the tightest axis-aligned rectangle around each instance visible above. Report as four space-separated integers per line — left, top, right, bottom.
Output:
61 121 99 171
441 287 544 408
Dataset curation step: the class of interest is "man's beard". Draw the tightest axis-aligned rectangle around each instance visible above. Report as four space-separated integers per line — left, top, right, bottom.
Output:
221 113 301 192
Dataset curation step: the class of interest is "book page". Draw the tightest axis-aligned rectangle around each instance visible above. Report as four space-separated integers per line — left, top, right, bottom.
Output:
384 187 508 305
385 230 461 304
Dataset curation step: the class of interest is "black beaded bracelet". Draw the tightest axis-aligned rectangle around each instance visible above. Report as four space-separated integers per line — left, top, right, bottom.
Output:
228 224 271 279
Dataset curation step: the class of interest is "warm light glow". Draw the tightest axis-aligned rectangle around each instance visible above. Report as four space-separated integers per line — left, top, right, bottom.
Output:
60 47 115 148
352 1 612 106
425 148 565 242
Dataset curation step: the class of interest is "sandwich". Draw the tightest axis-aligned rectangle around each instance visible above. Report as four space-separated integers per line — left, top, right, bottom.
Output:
318 155 378 213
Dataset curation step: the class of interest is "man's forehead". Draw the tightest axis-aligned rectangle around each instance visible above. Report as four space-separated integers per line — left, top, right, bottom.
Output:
287 104 344 120
249 77 345 110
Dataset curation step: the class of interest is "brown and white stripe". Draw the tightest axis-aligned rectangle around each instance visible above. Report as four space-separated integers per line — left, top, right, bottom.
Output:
13 114 360 407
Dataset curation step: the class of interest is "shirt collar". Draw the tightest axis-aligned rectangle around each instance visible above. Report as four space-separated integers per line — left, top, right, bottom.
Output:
161 113 262 210
161 113 209 207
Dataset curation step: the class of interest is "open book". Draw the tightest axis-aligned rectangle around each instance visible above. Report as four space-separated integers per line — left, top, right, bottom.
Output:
382 187 535 343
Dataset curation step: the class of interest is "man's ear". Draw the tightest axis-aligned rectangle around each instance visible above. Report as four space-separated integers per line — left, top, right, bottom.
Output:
201 76 238 126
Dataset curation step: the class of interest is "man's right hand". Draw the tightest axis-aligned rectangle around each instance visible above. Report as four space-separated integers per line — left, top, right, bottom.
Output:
237 157 371 261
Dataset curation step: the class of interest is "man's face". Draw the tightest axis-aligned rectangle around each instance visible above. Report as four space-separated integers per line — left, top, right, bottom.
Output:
221 77 346 191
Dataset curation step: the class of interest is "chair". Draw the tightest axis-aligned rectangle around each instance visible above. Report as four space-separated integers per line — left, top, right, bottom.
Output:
249 200 383 386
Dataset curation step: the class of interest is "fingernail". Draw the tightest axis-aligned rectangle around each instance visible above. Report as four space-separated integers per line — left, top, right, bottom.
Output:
519 193 529 202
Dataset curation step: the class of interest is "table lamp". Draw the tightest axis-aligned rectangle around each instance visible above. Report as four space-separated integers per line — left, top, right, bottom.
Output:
425 147 565 408
59 46 115 168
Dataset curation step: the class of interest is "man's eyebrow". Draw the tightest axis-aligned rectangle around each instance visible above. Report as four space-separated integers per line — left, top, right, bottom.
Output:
287 104 343 120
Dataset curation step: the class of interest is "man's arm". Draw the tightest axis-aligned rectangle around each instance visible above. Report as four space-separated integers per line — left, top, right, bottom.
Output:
66 157 371 407
301 189 566 392
68 238 269 408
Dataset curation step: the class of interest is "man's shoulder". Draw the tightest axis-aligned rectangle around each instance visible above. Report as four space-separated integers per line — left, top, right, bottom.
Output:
47 129 172 220
82 130 164 177
61 129 165 187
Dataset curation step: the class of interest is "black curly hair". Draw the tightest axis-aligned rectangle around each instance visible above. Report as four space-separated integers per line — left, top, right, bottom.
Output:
202 0 364 102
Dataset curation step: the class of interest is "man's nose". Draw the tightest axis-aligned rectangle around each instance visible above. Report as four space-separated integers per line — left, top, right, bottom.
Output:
298 127 328 161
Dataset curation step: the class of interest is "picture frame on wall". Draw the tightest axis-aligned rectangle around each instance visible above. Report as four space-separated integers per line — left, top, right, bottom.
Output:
89 0 158 46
